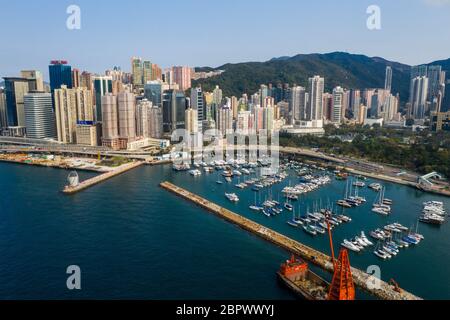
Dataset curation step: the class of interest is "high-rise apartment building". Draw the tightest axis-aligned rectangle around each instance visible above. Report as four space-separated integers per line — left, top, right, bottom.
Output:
289 86 307 124
185 108 199 134
117 91 136 149
212 86 223 107
136 99 152 138
190 86 204 129
332 87 344 124
172 66 192 91
409 76 429 119
132 57 143 86
385 66 393 92
349 89 361 120
23 92 56 139
80 72 94 90
311 78 325 121
72 69 81 88
382 94 399 121
236 111 251 135
76 123 99 146
143 61 152 84
307 76 324 122
54 85 94 144
101 94 119 149
216 106 233 135
152 64 162 81
427 65 446 113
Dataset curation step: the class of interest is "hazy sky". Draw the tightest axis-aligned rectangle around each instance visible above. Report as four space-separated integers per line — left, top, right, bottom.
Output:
1 0 450 80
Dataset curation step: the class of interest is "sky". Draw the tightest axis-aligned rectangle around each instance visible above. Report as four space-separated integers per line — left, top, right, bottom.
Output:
1 0 450 80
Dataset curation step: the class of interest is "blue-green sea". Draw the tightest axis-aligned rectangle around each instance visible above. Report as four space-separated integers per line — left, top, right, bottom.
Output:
0 162 449 300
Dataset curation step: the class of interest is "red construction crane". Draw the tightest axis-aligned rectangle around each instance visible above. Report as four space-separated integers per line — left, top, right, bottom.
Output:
325 211 356 300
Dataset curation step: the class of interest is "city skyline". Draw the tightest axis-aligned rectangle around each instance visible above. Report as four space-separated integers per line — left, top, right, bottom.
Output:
1 0 450 80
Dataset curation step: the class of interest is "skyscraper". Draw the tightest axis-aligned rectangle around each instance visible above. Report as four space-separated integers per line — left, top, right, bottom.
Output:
289 86 307 124
93 76 113 122
216 106 233 135
80 72 94 90
144 81 164 108
236 111 251 135
117 91 136 149
0 89 7 129
142 61 153 84
185 108 199 134
132 57 143 86
307 76 325 123
212 86 223 107
385 66 393 93
20 70 44 92
49 60 72 92
382 94 399 121
54 85 94 144
260 85 269 108
349 89 361 120
162 89 186 133
152 64 162 81
190 86 205 128
101 94 119 149
3 77 30 127
136 99 152 138
72 68 81 88
172 66 192 91
427 65 446 113
411 65 428 79
23 92 56 139
410 76 429 119
332 87 344 124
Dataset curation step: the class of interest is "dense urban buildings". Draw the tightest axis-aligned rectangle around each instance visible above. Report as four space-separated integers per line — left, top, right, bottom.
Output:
0 55 448 149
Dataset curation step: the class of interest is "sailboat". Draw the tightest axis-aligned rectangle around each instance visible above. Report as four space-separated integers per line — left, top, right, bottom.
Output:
372 186 391 215
249 192 263 211
216 171 223 185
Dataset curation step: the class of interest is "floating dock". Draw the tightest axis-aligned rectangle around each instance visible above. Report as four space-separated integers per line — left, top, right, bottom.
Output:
63 161 143 194
160 181 421 300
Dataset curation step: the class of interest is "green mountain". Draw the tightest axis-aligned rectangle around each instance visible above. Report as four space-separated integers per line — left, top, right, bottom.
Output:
192 52 417 102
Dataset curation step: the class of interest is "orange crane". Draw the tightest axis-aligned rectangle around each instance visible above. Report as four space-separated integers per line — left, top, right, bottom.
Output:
389 279 402 293
325 211 356 300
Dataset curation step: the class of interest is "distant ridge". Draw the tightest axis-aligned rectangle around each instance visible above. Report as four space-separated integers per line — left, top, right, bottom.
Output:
193 52 450 104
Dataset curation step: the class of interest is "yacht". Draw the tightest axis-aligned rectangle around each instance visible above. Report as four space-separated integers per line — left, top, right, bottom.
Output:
225 193 239 202
372 207 389 216
303 224 317 236
341 240 361 252
189 169 202 176
374 249 391 260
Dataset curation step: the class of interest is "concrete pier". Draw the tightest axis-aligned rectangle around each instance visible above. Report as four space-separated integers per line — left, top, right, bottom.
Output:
160 181 421 300
63 161 143 194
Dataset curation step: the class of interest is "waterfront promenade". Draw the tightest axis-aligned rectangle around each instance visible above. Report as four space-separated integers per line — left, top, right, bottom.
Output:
160 181 422 300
